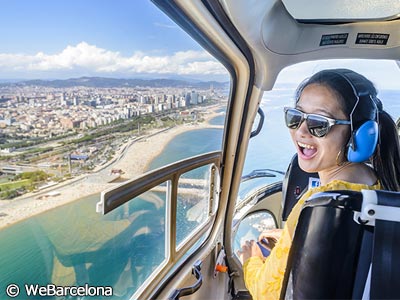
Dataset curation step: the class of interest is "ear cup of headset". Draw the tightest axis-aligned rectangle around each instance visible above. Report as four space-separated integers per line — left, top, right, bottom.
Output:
347 120 379 163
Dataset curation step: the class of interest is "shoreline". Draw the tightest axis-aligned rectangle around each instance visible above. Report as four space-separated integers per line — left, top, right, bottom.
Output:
0 104 225 229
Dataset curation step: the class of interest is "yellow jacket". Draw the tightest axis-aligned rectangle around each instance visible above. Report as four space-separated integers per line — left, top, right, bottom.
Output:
243 180 380 300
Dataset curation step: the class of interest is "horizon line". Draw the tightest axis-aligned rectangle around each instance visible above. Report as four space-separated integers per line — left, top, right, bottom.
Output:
0 76 230 83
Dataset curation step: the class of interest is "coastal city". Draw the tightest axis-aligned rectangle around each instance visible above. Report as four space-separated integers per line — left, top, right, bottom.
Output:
0 78 228 202
0 79 220 141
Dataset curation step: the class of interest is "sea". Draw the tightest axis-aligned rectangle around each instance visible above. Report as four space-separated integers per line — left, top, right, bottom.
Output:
1 88 399 299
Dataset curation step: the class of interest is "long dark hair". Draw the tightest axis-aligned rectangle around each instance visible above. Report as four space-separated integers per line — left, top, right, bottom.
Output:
295 68 400 191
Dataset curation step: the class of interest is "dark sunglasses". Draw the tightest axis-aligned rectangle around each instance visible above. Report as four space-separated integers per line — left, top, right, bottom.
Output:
284 107 351 138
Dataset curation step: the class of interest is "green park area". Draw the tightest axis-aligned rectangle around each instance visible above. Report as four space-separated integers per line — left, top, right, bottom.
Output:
0 171 50 199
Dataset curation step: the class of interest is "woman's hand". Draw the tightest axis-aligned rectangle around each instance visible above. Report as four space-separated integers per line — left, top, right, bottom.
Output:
258 228 283 250
237 240 263 264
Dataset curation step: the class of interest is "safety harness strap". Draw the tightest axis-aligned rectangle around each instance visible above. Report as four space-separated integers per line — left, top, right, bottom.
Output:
370 191 400 299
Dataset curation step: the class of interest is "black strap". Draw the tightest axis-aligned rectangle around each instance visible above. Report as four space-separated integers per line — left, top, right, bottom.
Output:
281 154 319 221
352 226 373 300
370 191 400 300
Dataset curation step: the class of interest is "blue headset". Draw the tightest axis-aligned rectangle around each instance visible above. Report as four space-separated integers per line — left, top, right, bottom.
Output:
333 70 380 163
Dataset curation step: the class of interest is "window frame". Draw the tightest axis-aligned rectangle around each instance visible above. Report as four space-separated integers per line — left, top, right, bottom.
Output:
97 151 221 297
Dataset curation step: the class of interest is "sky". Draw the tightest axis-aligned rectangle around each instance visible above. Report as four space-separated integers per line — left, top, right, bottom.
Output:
0 0 398 88
0 0 227 81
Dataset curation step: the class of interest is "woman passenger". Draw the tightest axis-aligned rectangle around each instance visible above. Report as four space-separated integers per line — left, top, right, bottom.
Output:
238 69 400 300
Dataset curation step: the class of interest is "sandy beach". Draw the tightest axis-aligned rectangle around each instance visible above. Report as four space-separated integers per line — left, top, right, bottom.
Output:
0 105 225 229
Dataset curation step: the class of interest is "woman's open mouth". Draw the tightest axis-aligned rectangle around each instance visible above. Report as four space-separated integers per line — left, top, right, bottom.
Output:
298 141 317 159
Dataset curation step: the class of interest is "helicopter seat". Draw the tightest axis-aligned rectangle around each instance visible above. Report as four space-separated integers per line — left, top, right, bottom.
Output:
281 154 319 222
281 189 400 299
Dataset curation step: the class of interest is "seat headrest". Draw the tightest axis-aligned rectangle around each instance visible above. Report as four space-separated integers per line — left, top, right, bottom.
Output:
281 154 319 221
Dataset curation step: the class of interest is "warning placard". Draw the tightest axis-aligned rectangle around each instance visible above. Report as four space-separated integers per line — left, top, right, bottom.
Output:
356 33 389 45
320 33 348 46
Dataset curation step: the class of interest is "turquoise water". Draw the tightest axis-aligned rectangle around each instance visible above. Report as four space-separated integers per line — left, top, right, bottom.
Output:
208 115 225 126
0 192 165 299
1 89 399 299
148 128 223 170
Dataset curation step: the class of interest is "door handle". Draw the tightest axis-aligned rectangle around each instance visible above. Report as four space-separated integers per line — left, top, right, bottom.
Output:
250 107 265 138
168 260 203 299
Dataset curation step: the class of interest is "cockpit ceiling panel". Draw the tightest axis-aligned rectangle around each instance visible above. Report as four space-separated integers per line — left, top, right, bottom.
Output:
281 0 400 21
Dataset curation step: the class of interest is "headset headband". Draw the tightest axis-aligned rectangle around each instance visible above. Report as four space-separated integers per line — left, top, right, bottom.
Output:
330 69 380 159
330 69 380 126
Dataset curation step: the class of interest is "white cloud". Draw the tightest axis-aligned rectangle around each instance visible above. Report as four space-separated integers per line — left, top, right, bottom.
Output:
0 42 228 78
154 22 179 29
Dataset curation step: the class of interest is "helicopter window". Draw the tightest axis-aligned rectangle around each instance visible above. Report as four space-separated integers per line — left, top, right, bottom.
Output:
176 164 218 249
233 211 277 260
0 0 229 299
112 185 168 295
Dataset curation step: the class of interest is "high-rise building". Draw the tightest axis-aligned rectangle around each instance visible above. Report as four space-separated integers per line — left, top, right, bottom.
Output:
185 92 191 106
140 96 148 104
60 93 67 106
167 95 174 104
190 91 198 105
